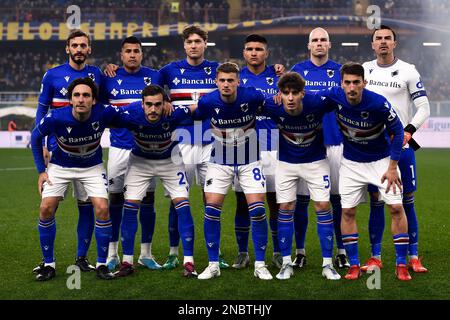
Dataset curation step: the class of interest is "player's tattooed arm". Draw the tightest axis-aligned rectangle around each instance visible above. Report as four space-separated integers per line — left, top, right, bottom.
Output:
37 172 52 196
104 63 119 77
381 159 403 195
274 64 286 76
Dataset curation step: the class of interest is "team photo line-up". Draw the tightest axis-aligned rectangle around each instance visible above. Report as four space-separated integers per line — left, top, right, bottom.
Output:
30 23 430 282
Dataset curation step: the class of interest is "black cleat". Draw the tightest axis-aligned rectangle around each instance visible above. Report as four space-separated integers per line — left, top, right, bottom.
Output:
292 254 306 269
96 265 116 280
32 260 45 274
36 265 56 281
334 254 351 269
75 256 96 272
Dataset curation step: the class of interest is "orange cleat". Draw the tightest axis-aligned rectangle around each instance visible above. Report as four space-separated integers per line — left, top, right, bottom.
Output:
408 257 428 273
345 265 361 280
396 264 412 281
361 257 383 272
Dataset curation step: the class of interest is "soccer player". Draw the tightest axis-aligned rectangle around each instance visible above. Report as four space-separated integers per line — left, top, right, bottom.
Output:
194 62 272 280
34 29 103 272
290 27 349 269
232 34 282 270
361 25 429 273
322 63 412 281
31 77 119 281
110 85 198 278
263 72 341 280
100 36 163 271
158 25 229 269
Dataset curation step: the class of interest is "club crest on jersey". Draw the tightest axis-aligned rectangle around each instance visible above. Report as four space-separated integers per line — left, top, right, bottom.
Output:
64 76 70 83
204 67 212 75
88 73 95 81
240 103 249 112
361 111 370 120
266 77 274 85
306 114 315 122
327 69 334 78
162 122 170 130
92 121 100 131
117 79 122 85
144 77 151 85
303 70 309 76
242 78 248 85
180 68 185 74
295 136 304 144
66 127 72 133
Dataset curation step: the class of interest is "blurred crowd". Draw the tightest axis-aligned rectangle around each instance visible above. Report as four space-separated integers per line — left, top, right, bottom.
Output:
0 37 449 102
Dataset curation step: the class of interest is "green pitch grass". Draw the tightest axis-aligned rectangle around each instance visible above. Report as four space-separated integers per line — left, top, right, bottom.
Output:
0 148 449 300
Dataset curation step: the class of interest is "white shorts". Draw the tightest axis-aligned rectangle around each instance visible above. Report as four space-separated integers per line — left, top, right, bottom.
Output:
42 163 108 200
107 146 156 193
234 151 276 193
124 153 189 201
296 144 343 196
276 159 331 203
339 157 403 208
179 143 212 187
204 161 266 195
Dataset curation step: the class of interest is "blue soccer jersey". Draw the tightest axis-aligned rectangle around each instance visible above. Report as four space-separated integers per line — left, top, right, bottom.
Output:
114 101 192 160
291 59 343 146
321 87 404 162
36 63 103 151
195 86 265 166
240 66 279 151
31 104 121 173
262 93 334 164
159 59 218 145
99 66 163 149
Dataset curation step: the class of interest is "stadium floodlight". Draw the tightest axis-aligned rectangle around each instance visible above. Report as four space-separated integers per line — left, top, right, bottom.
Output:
422 42 442 47
207 42 216 47
142 42 157 47
341 42 359 46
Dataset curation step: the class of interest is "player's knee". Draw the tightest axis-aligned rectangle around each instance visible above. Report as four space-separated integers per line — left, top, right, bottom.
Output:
342 208 356 220
389 204 404 218
279 201 295 211
109 192 124 205
314 201 330 212
142 192 155 205
94 202 109 220
39 202 56 219
172 197 189 205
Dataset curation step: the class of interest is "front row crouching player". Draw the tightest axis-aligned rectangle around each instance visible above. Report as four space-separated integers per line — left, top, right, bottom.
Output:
111 85 198 278
263 72 341 280
321 63 412 281
193 62 272 280
31 77 120 281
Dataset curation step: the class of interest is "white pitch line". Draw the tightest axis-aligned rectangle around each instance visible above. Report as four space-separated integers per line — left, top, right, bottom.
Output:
0 167 35 171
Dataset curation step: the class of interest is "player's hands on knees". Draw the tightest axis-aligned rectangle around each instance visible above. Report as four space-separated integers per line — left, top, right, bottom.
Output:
104 63 119 77
381 167 403 195
162 102 174 117
38 172 52 196
274 64 286 76
43 147 50 167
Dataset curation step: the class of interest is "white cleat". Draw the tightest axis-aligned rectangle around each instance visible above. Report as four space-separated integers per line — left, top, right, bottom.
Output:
276 262 294 280
198 263 220 280
254 264 273 280
322 264 341 280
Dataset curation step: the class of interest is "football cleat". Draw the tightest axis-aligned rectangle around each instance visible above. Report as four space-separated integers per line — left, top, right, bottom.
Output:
292 253 306 269
36 265 56 281
276 263 294 280
322 264 341 280
114 262 134 277
232 252 250 269
344 265 361 280
272 253 283 269
106 255 120 271
32 260 45 274
75 256 95 272
334 254 351 269
219 253 230 269
361 257 383 272
396 264 412 281
162 254 180 270
408 257 428 273
254 264 273 280
182 262 198 278
138 256 162 270
96 265 116 280
198 263 220 280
